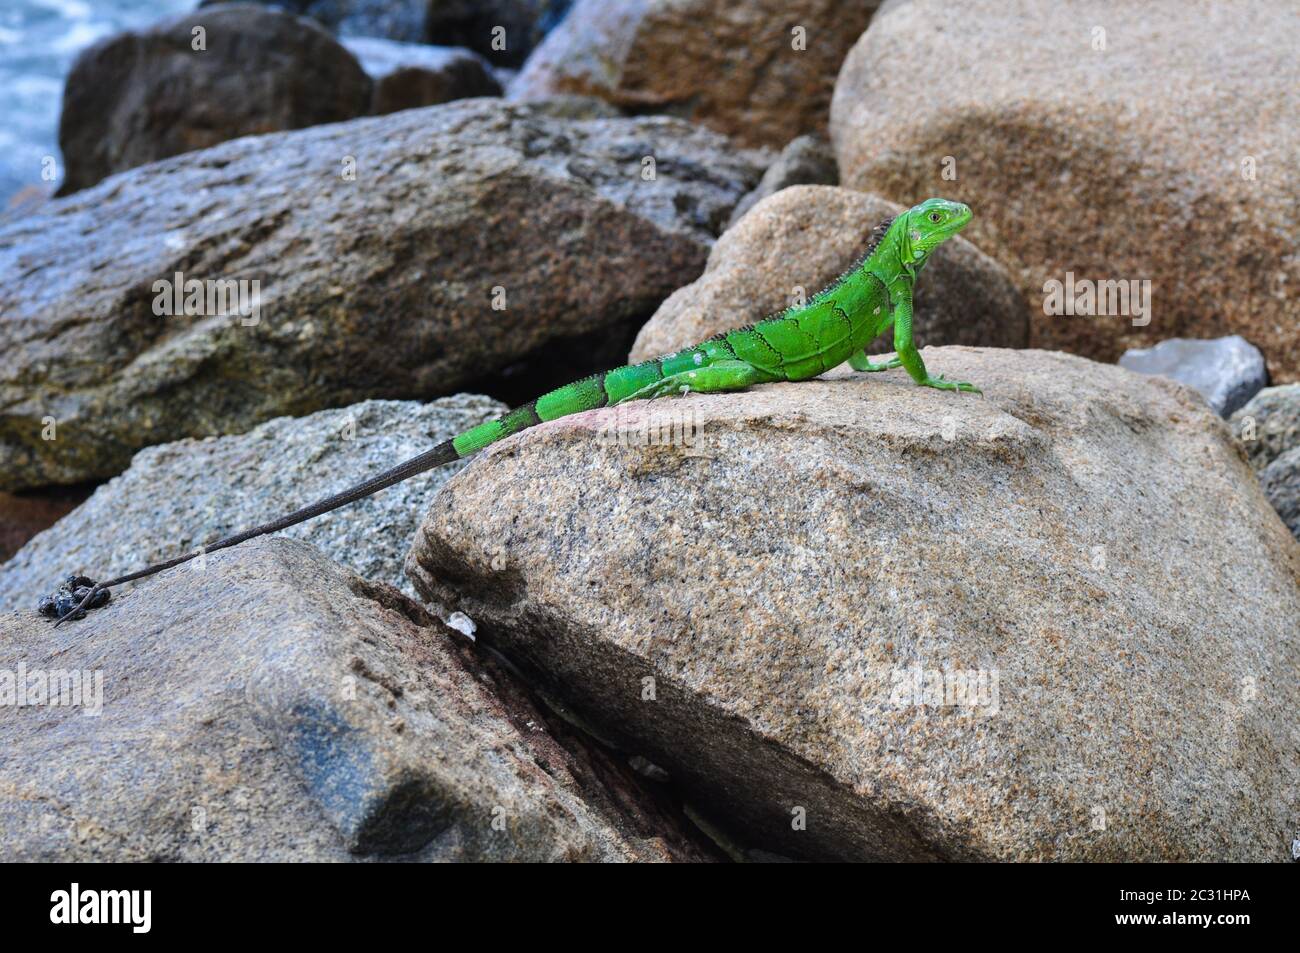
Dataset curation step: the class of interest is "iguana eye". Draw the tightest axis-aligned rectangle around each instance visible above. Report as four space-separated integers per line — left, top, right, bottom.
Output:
928 212 942 223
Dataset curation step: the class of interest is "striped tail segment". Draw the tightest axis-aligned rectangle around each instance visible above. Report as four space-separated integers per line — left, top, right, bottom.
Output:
452 371 611 455
452 328 795 460
455 362 640 456
50 348 759 623
68 359 677 610
56 351 750 622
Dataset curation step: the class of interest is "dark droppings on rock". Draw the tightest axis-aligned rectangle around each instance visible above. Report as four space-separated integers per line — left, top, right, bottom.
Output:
37 575 109 621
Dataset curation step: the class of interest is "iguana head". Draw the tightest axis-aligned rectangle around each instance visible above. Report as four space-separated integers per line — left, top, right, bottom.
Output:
903 198 971 262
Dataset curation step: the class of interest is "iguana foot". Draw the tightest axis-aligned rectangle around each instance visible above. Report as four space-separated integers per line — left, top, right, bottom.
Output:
919 374 981 394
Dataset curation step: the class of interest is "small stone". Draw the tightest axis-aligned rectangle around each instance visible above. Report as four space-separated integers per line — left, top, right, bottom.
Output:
1259 446 1300 539
343 38 502 114
446 611 478 640
1119 335 1267 417
1230 384 1300 472
628 756 670 783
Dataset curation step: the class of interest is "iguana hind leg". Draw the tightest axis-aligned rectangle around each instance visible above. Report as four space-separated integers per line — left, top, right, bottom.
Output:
849 351 904 372
618 359 763 403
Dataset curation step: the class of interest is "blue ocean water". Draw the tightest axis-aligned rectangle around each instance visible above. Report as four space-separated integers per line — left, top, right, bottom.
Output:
0 0 194 203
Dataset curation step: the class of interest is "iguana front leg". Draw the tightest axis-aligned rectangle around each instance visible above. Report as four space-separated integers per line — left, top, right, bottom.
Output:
892 285 981 394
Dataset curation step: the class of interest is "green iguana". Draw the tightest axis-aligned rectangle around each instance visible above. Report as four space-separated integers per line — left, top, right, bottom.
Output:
46 197 979 624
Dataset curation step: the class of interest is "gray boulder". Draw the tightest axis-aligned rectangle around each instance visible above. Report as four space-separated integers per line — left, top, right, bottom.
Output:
725 135 838 230
1260 447 1300 538
0 397 505 615
1230 384 1300 472
57 5 372 194
1230 384 1300 539
343 38 502 113
1119 336 1267 417
410 347 1300 861
0 98 764 491
0 538 713 861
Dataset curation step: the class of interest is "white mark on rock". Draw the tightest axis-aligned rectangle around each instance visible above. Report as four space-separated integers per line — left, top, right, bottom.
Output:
447 611 477 640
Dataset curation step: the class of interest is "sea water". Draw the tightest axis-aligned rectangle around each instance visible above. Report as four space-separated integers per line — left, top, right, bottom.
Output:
0 0 193 203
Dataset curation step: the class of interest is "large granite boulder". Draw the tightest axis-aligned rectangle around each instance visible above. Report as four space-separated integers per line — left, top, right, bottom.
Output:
0 397 505 615
409 347 1300 861
57 5 372 194
511 0 882 148
830 0 1300 383
0 538 714 861
0 98 764 491
629 186 1027 363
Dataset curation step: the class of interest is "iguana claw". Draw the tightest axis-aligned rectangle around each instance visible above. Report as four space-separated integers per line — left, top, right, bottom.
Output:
921 374 982 394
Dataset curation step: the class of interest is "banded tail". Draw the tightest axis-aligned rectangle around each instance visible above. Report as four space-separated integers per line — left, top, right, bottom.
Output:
452 317 804 458
451 352 707 455
48 357 680 623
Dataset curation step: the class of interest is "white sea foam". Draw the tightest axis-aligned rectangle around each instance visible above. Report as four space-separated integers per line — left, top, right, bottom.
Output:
0 0 192 201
